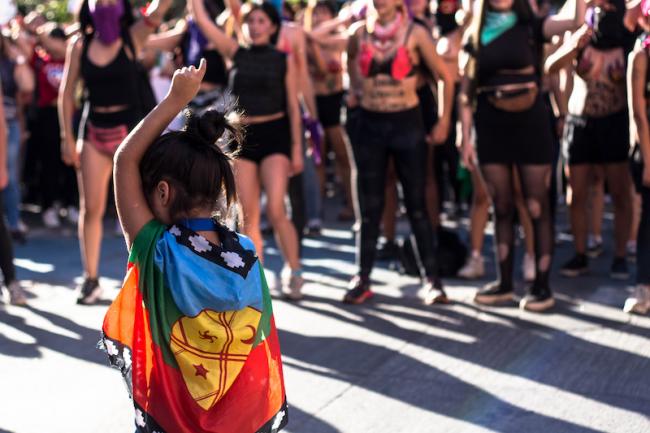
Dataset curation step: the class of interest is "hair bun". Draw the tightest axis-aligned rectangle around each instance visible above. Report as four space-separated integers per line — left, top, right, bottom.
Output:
185 109 228 145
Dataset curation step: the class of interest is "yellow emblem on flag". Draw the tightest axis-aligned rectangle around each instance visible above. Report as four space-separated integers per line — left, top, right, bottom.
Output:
170 307 261 410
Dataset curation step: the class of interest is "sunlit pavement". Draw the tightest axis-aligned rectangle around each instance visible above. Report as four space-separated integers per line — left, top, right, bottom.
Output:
1 207 649 433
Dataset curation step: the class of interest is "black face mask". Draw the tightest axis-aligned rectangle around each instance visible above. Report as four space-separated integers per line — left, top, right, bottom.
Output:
435 11 458 35
591 6 626 49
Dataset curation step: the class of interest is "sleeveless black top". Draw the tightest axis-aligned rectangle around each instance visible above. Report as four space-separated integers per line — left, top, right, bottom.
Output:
180 32 228 87
477 16 545 88
80 37 138 107
230 45 287 116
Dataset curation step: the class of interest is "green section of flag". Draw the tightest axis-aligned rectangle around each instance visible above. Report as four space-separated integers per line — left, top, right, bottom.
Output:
253 265 273 347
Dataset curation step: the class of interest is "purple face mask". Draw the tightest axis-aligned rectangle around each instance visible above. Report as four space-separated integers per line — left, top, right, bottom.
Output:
90 0 124 45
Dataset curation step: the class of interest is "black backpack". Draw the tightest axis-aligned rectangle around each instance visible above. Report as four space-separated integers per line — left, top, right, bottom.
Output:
398 228 468 278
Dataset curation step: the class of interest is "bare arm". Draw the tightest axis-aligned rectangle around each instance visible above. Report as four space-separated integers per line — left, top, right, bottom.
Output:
190 0 239 59
628 48 650 185
130 0 173 50
145 20 187 52
294 28 319 118
346 25 363 107
416 26 454 142
542 0 585 39
115 61 207 247
57 36 82 168
544 25 592 74
458 75 476 170
285 56 304 175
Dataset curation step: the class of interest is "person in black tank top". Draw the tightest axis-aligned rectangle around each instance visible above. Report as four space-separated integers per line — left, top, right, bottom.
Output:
144 0 229 114
58 0 172 305
459 0 585 311
624 23 650 314
191 0 305 300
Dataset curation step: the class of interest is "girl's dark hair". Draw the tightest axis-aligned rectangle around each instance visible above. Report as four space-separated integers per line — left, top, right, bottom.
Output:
463 0 534 107
244 2 282 44
204 0 226 21
139 109 243 221
315 0 338 17
78 0 136 42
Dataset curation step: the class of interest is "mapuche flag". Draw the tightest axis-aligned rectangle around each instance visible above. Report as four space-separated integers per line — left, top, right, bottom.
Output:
101 220 288 433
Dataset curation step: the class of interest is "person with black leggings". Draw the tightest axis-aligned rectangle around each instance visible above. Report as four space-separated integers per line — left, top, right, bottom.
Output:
0 87 26 305
345 0 454 305
59 0 171 305
460 0 583 312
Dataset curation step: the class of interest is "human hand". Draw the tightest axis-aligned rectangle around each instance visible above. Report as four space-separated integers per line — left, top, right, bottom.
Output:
432 118 450 145
573 25 593 50
61 137 79 168
461 140 477 171
291 149 304 176
166 58 207 106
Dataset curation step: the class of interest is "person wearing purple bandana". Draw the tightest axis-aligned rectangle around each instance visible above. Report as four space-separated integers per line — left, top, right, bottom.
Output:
58 0 171 305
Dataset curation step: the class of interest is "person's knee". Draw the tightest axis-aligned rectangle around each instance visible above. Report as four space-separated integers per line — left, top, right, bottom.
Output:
493 200 514 219
266 203 288 227
527 198 542 219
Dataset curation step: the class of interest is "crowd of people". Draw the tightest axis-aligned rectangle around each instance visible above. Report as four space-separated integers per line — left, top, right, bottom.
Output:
0 0 649 317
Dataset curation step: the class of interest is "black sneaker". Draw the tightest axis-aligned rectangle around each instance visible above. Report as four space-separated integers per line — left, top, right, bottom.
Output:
586 241 603 258
422 277 449 305
610 257 629 280
77 277 102 305
474 282 514 305
560 254 588 277
520 285 555 312
376 240 399 261
343 276 374 304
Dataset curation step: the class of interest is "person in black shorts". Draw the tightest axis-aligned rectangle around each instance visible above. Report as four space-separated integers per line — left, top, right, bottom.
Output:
546 0 636 280
59 0 171 305
460 0 584 311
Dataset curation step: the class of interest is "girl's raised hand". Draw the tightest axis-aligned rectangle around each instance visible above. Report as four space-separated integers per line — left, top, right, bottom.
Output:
167 58 207 106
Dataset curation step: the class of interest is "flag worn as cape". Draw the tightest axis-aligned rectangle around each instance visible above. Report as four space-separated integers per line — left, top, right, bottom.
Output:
101 220 288 433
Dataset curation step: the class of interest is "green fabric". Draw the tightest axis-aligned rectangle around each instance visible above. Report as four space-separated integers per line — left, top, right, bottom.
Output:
130 219 183 368
253 264 273 347
481 11 517 45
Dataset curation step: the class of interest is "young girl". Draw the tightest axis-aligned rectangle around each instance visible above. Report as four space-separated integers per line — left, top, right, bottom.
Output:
101 61 288 433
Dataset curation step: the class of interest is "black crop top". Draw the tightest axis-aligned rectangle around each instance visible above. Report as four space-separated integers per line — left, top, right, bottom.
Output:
477 16 546 88
80 37 138 108
230 45 287 116
180 32 228 87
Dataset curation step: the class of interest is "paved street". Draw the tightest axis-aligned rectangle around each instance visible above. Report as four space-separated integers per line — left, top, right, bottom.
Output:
1 205 649 433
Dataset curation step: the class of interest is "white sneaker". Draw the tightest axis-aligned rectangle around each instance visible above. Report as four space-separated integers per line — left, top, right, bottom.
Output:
42 207 61 229
7 281 27 306
623 285 650 315
523 253 536 282
282 272 304 301
458 255 485 279
67 206 80 225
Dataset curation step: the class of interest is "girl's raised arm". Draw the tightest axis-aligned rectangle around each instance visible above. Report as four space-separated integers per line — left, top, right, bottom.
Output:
114 60 206 248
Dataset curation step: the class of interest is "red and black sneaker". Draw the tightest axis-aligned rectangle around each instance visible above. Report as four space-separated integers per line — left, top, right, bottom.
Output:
343 276 374 304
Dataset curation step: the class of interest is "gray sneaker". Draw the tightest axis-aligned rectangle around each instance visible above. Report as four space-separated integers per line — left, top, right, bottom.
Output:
283 273 304 301
7 281 27 306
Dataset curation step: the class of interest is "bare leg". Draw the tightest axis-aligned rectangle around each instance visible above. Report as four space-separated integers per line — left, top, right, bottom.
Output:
326 125 355 218
603 162 633 257
260 155 301 270
567 164 593 255
78 141 113 279
234 159 263 261
589 166 605 244
469 169 490 254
